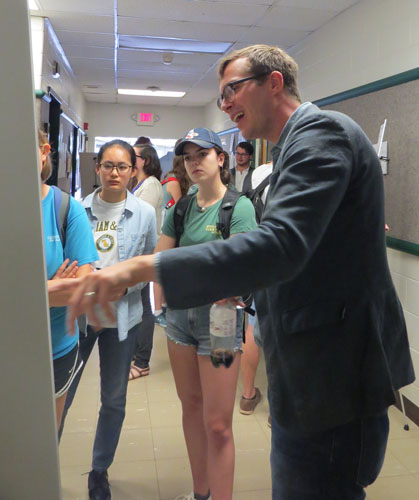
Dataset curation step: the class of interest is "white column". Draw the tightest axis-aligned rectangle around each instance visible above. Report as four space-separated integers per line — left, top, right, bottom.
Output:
0 1 61 498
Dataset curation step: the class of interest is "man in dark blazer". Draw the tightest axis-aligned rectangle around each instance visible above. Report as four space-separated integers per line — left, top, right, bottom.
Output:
69 44 415 500
230 141 254 193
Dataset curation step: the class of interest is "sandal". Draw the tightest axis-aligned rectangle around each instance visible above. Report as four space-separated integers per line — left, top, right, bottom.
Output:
129 365 150 381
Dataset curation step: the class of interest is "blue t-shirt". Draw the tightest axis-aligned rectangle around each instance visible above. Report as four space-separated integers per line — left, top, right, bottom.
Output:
42 187 98 359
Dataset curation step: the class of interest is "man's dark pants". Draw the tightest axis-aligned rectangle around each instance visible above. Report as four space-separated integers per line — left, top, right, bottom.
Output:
270 407 389 499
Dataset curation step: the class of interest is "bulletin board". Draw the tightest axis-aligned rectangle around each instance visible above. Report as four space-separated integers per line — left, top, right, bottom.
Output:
314 68 419 255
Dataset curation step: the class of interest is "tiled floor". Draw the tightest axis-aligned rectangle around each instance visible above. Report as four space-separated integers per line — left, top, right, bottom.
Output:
60 326 419 499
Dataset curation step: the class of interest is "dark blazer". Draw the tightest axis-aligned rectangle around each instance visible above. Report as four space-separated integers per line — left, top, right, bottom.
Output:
230 165 254 193
158 103 415 434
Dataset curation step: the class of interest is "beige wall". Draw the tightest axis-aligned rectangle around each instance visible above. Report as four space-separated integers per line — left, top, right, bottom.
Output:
31 16 86 128
85 102 206 150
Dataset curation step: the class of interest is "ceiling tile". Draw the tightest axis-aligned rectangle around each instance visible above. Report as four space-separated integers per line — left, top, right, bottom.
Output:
56 31 115 47
118 48 219 67
118 0 269 26
257 5 336 30
277 0 360 13
63 45 114 60
118 59 204 74
70 58 115 71
118 17 247 43
85 93 117 103
38 0 114 15
240 26 311 48
117 75 195 90
42 11 114 33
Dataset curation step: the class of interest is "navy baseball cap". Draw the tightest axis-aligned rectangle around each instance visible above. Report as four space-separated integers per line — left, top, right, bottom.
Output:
175 128 223 155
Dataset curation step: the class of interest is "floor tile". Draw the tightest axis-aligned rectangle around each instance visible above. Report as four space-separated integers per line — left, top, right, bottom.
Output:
234 449 272 492
155 457 192 500
149 400 183 428
152 425 188 460
387 437 419 473
61 465 90 500
59 431 95 467
233 490 271 500
366 474 419 500
108 460 160 500
113 428 155 463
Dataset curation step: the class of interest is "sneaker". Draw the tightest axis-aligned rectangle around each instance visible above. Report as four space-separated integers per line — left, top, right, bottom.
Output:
88 469 111 500
154 312 167 328
174 494 194 500
239 387 262 415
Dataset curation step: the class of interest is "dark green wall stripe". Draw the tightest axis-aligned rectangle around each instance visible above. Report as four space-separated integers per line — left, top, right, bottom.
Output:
314 67 419 107
386 237 419 257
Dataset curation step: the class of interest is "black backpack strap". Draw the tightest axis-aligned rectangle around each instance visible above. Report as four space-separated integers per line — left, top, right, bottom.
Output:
254 174 271 195
247 174 271 199
173 194 195 247
51 185 70 248
216 189 242 240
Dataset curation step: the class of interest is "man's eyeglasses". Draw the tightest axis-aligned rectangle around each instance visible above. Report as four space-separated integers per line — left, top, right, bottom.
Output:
135 154 145 160
217 73 270 109
99 162 132 173
234 152 250 157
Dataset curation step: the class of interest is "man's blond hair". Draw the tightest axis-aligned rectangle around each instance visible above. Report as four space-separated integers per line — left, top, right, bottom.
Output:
218 44 301 103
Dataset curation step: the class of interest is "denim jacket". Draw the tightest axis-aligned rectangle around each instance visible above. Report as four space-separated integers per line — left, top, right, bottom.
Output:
83 188 157 341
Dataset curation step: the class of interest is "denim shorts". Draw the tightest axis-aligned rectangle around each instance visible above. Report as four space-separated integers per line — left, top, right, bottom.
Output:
166 304 243 356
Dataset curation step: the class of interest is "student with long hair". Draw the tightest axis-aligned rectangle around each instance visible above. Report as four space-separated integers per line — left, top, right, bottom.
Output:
155 152 192 328
156 128 256 500
129 144 163 380
38 130 98 429
60 139 156 499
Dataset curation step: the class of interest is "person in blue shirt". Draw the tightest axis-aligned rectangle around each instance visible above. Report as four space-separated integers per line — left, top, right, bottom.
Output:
59 139 157 500
38 130 98 430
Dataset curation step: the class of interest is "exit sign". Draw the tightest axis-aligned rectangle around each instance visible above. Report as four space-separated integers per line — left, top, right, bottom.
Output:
137 112 154 126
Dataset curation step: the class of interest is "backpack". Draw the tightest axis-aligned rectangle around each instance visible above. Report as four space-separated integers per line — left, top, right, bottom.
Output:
245 174 271 224
173 188 254 315
173 188 242 247
51 185 70 248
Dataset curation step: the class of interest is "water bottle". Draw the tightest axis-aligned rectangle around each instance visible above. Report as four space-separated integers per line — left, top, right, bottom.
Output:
209 303 237 368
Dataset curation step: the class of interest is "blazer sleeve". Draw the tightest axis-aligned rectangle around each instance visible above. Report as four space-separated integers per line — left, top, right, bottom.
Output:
158 113 355 309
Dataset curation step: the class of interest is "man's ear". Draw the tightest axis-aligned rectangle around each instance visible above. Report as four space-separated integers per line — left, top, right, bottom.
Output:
269 71 284 95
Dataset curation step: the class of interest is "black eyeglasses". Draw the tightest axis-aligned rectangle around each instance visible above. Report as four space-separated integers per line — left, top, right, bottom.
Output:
135 154 145 160
217 73 270 109
99 162 132 173
234 151 250 157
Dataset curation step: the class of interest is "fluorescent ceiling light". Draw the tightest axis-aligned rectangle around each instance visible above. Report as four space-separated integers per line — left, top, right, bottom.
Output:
118 89 185 98
119 35 231 55
28 0 40 10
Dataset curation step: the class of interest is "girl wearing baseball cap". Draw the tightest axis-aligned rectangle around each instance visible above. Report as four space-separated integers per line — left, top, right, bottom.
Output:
157 128 257 500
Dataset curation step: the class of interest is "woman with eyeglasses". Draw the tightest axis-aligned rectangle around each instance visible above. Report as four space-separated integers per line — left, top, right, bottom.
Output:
59 139 157 500
38 129 98 430
129 144 164 381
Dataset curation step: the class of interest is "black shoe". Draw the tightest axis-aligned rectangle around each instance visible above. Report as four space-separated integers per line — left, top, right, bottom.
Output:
88 469 111 500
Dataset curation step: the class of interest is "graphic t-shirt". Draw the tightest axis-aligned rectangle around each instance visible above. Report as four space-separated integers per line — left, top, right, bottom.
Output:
42 187 98 359
162 193 257 247
89 192 126 327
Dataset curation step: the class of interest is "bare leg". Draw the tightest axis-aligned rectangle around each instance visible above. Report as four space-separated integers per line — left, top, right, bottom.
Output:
55 392 68 430
240 324 260 399
167 339 209 496
198 352 240 500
